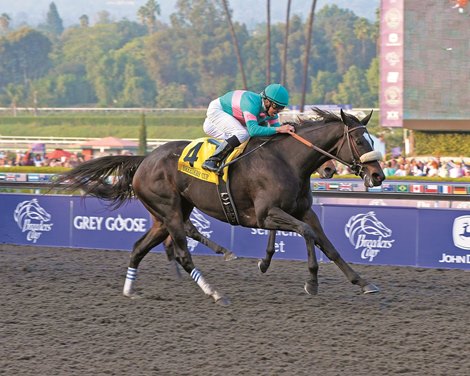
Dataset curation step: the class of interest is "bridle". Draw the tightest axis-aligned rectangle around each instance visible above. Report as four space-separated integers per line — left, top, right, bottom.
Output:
289 123 382 177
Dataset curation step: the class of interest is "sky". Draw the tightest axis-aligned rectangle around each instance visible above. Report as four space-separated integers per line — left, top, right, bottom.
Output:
0 0 379 28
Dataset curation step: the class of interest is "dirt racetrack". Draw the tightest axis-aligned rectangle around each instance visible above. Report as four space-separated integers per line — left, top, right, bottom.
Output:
1 244 469 376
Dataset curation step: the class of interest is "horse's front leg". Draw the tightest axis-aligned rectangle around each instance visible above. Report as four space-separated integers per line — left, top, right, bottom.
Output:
163 235 183 279
261 207 319 295
303 209 379 294
257 230 276 273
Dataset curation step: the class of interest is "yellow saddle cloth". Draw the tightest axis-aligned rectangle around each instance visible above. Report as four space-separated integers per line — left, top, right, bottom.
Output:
178 138 248 183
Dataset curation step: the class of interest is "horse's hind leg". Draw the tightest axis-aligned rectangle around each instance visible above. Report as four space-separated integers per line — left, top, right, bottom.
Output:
184 221 237 261
140 197 230 306
258 230 276 273
303 209 379 294
123 219 169 297
163 236 182 279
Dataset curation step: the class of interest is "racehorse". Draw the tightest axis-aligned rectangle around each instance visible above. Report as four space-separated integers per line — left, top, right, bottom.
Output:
163 159 338 275
55 108 384 306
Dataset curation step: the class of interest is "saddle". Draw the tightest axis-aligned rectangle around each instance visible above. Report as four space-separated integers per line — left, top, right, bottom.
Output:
178 138 249 225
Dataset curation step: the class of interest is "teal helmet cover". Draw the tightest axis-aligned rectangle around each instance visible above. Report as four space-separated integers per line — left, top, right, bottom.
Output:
262 84 289 106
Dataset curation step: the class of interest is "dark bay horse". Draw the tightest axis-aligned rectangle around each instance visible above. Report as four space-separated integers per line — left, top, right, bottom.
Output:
55 109 384 306
163 159 338 275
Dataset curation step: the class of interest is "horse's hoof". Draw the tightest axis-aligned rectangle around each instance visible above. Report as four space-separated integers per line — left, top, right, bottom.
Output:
362 283 380 294
304 281 319 295
224 252 238 261
215 296 231 306
168 260 182 279
258 260 269 273
123 292 142 299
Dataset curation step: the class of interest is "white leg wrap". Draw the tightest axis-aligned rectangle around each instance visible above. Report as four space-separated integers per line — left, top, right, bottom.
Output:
190 268 214 296
123 267 137 296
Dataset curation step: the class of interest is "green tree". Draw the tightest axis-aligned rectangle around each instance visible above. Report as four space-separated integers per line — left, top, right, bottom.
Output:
333 65 370 106
309 70 341 104
156 83 189 107
3 83 24 115
365 57 379 107
79 15 89 28
45 2 64 35
354 18 371 67
137 0 161 34
0 28 52 89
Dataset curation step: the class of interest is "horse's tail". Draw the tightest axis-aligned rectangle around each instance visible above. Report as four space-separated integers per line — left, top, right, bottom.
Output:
52 155 146 209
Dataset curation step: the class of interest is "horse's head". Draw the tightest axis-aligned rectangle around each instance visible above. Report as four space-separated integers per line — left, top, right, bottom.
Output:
337 109 385 187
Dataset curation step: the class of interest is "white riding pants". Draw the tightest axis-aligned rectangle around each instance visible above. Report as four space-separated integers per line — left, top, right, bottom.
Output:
203 99 250 143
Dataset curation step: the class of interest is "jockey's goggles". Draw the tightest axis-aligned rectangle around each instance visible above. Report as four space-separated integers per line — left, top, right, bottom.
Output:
270 102 285 111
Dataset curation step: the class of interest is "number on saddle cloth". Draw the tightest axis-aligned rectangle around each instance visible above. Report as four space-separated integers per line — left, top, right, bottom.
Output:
178 138 247 184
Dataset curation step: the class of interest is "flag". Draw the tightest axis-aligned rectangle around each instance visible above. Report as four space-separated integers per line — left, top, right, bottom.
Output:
0 173 5 181
28 174 39 182
453 186 467 195
313 182 327 191
439 185 452 194
424 184 438 194
368 186 382 192
397 184 409 192
382 183 396 192
411 184 424 193
339 183 353 191
327 183 339 190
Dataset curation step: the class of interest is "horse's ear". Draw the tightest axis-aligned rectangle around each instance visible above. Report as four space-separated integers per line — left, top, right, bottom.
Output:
340 109 348 124
361 110 373 126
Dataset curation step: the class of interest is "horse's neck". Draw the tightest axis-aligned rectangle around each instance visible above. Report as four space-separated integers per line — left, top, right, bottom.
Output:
285 122 342 177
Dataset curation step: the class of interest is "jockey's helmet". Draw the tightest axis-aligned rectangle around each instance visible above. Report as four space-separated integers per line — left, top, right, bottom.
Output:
261 84 289 107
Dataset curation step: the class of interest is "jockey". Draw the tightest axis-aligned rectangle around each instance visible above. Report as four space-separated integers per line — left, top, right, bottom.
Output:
202 83 295 172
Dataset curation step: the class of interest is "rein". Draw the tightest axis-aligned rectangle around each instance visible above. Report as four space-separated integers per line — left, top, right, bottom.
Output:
288 129 363 173
218 138 273 170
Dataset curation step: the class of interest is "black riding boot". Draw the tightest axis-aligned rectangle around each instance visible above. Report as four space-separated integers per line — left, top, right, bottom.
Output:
202 141 234 173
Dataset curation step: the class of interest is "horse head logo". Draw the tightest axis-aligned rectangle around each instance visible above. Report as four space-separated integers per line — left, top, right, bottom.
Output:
13 199 53 243
14 199 51 228
345 211 391 246
452 216 470 250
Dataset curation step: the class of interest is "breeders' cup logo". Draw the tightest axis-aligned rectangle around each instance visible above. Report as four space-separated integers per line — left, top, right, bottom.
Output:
187 208 212 252
452 215 470 250
13 199 53 243
344 211 395 261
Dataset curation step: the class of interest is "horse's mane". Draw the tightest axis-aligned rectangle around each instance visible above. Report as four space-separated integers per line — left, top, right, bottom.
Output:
292 107 359 128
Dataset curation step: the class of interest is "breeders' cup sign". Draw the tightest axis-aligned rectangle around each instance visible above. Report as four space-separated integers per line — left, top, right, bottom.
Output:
344 211 395 262
13 199 54 243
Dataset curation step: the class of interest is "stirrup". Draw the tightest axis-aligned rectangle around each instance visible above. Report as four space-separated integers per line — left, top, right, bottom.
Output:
202 159 220 172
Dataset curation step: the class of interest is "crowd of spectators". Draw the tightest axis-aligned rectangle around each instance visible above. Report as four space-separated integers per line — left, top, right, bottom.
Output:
333 156 470 178
0 150 84 168
1 149 469 179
